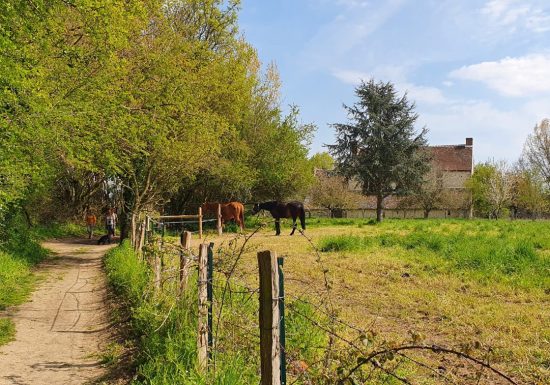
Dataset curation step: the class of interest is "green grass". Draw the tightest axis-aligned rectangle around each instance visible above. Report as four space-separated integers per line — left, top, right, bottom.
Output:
238 218 549 382
318 219 550 290
104 240 327 384
30 222 87 240
0 319 15 345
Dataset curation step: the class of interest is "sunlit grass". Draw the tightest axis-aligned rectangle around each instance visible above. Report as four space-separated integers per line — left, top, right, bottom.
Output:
108 218 550 383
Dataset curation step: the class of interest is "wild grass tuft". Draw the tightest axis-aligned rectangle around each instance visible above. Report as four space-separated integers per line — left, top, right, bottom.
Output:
0 319 15 346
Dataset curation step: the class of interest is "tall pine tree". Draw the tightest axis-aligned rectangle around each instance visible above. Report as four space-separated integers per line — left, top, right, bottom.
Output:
328 79 429 222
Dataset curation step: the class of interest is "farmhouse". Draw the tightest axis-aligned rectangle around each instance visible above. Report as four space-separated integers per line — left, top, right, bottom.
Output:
312 138 474 219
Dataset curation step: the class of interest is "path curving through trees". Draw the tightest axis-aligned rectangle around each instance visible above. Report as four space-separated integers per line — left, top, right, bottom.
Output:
0 240 115 385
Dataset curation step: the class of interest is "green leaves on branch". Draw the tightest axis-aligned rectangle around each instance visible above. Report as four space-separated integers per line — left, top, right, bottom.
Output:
328 79 430 221
1 0 315 226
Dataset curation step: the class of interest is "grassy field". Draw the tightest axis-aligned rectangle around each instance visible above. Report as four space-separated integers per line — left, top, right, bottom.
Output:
192 218 549 384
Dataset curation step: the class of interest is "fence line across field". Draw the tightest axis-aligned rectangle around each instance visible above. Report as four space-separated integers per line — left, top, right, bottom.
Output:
138 204 226 244
132 218 519 385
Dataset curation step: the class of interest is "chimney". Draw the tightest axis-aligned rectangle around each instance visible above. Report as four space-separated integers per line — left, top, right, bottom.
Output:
465 137 473 146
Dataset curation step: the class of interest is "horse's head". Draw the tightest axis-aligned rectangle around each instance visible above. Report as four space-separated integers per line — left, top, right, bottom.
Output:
251 203 261 214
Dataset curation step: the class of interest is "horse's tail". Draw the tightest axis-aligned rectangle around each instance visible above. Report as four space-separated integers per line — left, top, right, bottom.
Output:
299 207 306 230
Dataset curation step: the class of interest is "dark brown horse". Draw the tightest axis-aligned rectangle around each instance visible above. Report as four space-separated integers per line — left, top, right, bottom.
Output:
201 202 245 231
251 201 306 236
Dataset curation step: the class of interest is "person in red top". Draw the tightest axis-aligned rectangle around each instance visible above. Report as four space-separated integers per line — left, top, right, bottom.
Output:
85 210 97 239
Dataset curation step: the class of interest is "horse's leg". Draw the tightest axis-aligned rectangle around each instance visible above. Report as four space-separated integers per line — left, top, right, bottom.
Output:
275 219 281 236
290 215 297 235
237 213 243 232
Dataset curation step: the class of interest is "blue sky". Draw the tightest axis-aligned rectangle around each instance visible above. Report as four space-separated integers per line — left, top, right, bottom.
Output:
239 0 550 163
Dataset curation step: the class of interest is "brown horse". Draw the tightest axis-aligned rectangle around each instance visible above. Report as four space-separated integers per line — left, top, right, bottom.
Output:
201 201 245 231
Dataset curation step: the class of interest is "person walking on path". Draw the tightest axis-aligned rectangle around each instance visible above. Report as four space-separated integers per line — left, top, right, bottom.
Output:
85 210 97 239
105 208 117 237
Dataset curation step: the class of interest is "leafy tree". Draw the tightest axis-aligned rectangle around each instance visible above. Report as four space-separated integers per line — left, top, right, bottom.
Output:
509 165 548 219
1 0 316 246
467 161 512 219
523 118 550 186
309 172 361 217
409 167 444 218
328 79 429 222
242 65 316 201
310 152 335 171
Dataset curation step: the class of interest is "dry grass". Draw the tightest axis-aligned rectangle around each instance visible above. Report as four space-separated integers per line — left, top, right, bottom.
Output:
184 218 550 384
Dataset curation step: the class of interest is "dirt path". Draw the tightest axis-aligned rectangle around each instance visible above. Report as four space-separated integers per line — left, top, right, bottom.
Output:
0 239 115 385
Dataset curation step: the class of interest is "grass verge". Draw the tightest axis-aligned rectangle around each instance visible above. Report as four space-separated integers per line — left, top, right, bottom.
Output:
104 240 327 384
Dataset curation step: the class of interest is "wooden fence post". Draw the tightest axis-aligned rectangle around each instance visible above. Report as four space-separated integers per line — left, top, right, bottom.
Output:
137 218 146 254
197 243 209 372
217 204 222 236
258 250 281 385
144 216 151 245
278 257 286 385
154 236 162 291
207 243 214 361
179 231 192 295
198 207 203 239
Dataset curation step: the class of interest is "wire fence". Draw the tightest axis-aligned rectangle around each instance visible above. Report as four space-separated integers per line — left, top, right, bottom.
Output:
133 216 520 385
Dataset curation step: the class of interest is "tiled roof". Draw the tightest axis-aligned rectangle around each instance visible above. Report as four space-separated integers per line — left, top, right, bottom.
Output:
429 145 473 172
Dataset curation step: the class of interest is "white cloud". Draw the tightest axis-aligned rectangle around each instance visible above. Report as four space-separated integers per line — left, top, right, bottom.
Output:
405 84 447 105
420 99 548 162
300 0 407 69
481 0 550 33
332 69 447 105
450 54 550 97
335 0 370 8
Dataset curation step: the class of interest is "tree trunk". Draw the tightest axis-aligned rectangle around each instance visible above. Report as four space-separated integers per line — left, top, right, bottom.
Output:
23 207 33 229
131 212 137 247
424 209 430 219
119 186 134 243
376 195 384 222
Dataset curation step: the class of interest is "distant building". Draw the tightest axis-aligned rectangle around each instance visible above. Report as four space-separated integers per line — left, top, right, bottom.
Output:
310 138 474 219
430 137 474 191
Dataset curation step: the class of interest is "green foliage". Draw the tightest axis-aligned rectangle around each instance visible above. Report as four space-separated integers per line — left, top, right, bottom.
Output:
319 234 374 252
104 241 149 303
286 300 328 363
310 152 335 171
467 161 513 219
30 223 87 240
467 163 496 218
2 0 315 240
328 79 429 221
247 105 316 200
510 167 549 218
104 242 260 384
